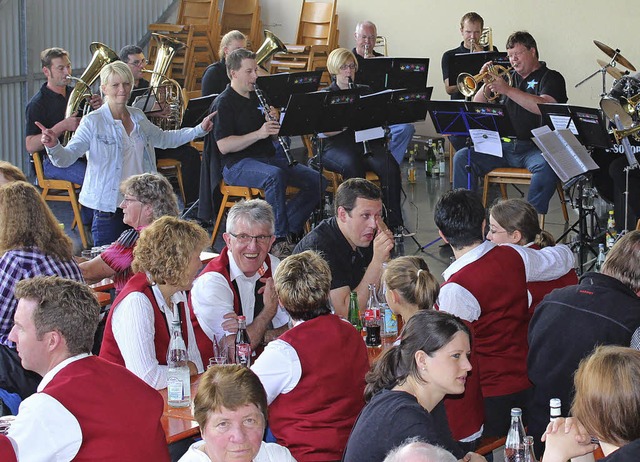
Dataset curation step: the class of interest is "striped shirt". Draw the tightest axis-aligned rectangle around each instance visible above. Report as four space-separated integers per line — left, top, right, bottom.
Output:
0 248 84 346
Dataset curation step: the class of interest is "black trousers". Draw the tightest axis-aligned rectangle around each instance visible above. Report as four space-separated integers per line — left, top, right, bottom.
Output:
156 144 202 205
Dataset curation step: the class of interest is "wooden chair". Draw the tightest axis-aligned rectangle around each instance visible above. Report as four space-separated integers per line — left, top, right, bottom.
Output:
269 0 337 78
481 168 570 228
211 180 263 246
32 152 89 249
157 158 186 204
219 0 262 51
183 89 206 152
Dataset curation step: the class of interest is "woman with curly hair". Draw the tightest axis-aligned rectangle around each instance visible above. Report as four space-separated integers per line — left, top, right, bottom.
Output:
0 181 83 398
79 173 179 294
99 216 209 389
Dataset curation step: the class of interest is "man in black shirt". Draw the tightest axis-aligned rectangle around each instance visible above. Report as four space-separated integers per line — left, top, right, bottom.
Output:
294 178 394 318
452 31 567 214
201 30 247 97
212 48 325 255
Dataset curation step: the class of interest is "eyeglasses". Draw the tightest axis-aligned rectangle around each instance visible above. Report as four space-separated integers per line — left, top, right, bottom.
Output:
129 58 147 67
357 34 376 41
487 227 508 235
121 197 142 205
507 50 527 60
339 63 356 71
229 233 273 245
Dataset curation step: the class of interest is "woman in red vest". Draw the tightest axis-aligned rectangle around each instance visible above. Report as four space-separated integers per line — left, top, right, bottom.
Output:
100 216 209 389
343 310 486 462
487 198 578 316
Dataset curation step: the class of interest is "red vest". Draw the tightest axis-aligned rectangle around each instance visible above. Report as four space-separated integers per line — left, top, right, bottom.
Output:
42 356 169 461
0 435 16 462
100 272 193 367
527 244 579 317
445 245 531 397
269 315 369 461
188 246 274 359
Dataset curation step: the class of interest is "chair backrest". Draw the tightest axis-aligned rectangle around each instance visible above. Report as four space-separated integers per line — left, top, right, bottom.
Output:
31 152 48 186
177 0 218 26
219 0 261 50
295 0 337 46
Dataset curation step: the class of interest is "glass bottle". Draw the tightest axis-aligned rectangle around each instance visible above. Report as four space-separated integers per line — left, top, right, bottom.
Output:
431 142 440 177
504 407 526 462
408 148 416 184
595 244 606 272
364 284 381 346
550 397 561 421
166 321 191 408
348 291 362 332
524 436 537 462
438 140 446 176
606 210 617 249
235 315 252 367
425 139 433 177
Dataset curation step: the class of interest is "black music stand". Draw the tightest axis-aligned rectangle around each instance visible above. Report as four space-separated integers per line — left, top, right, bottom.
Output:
426 100 515 189
255 70 323 108
357 57 430 91
181 94 217 128
447 51 507 91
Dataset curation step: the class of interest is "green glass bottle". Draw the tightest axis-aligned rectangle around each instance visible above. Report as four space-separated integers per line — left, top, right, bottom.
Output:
348 291 362 332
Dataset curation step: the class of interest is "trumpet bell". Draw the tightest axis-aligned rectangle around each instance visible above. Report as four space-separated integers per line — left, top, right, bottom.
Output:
255 30 288 67
456 72 479 97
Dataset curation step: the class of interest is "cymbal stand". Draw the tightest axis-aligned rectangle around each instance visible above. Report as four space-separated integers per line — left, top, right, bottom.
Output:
574 62 609 95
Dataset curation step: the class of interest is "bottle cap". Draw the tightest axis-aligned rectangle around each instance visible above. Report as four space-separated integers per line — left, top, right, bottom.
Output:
550 398 561 407
510 407 523 416
238 315 246 321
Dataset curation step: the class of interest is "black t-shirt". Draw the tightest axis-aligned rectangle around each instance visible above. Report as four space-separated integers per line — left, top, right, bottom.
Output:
343 389 464 462
505 63 567 139
212 85 275 168
25 83 71 157
601 439 640 462
201 60 229 96
293 216 373 291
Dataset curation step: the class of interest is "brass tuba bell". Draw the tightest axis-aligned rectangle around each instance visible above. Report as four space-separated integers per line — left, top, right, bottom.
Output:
255 30 288 68
63 42 119 143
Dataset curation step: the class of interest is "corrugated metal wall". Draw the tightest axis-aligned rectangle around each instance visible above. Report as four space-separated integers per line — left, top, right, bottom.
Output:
0 0 175 174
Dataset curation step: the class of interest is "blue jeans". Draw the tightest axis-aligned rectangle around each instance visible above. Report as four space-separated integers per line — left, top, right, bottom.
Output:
223 154 326 237
452 139 558 213
92 208 128 246
388 123 415 165
43 157 93 225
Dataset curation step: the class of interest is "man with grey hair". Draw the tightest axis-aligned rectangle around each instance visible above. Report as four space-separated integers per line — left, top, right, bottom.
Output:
190 199 290 354
3 276 169 461
383 438 457 462
211 48 325 256
528 230 640 455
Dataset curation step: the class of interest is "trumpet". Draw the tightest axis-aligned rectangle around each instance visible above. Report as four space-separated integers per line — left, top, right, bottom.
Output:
456 63 512 101
253 83 297 167
612 123 640 143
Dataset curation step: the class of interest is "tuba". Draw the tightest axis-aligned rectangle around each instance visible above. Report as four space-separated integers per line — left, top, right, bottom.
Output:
457 63 512 101
145 33 187 130
63 42 119 143
255 30 288 68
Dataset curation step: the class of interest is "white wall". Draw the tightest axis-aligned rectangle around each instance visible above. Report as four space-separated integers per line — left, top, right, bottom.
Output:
261 0 640 110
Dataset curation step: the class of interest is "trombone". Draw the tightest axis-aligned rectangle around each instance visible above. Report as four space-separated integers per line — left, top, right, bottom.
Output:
456 63 512 101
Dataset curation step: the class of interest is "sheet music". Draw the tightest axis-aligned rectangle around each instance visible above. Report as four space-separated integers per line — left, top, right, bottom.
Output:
548 115 578 135
469 129 503 157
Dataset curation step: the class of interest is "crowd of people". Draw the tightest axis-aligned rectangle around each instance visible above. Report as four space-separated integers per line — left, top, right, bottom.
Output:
1 9 639 462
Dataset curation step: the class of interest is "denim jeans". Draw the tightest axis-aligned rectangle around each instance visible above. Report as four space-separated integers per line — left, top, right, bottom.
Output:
223 153 326 237
44 157 93 225
388 123 415 165
92 208 128 246
452 139 558 213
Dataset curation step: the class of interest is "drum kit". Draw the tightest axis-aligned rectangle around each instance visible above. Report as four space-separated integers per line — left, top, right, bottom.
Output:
576 40 639 133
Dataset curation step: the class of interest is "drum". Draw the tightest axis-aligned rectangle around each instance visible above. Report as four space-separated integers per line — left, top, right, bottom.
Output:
600 75 640 127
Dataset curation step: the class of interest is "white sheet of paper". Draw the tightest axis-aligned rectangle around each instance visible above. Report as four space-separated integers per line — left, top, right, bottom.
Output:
548 115 578 134
469 129 503 157
355 127 385 143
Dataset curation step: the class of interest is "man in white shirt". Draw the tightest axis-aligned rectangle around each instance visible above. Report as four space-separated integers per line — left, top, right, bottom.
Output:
190 199 289 353
3 276 169 461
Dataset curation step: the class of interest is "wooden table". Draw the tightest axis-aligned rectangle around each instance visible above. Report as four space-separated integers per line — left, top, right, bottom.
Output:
159 374 202 444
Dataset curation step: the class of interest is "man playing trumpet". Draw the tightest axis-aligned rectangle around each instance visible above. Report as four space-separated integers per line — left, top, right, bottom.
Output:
452 31 567 215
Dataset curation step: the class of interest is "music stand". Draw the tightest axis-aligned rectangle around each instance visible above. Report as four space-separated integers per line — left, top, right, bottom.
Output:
181 94 217 128
256 70 323 108
357 57 430 91
426 100 515 189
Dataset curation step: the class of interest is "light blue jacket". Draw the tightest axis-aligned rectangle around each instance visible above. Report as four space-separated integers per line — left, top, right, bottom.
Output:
47 104 206 212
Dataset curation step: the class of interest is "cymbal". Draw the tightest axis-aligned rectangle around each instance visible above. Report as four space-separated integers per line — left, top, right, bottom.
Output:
596 59 625 80
594 40 636 71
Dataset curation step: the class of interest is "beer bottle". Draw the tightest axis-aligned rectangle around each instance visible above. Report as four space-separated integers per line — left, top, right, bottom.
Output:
348 291 362 332
235 316 252 367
